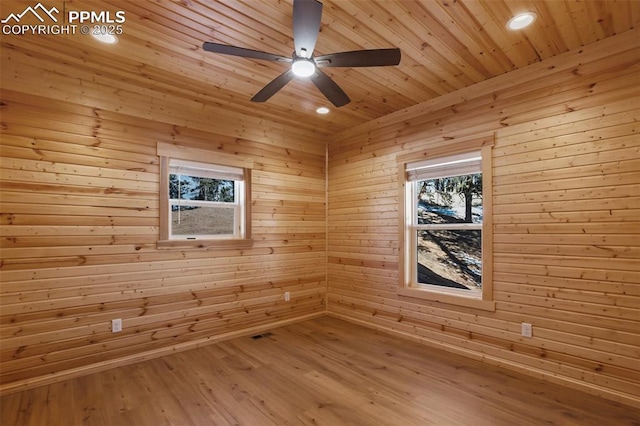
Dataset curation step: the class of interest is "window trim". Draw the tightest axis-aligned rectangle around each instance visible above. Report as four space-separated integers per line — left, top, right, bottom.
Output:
157 142 253 250
397 137 495 311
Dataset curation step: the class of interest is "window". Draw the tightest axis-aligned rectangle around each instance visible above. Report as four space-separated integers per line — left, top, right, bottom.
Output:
398 142 494 311
169 159 244 238
157 143 253 249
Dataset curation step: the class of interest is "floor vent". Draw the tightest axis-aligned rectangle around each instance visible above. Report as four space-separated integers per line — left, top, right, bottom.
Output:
251 332 273 340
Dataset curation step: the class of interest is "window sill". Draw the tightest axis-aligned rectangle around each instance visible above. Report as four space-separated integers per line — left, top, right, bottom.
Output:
157 238 253 250
398 286 496 311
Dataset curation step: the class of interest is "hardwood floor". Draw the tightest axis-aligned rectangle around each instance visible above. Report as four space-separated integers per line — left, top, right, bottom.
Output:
2 316 638 425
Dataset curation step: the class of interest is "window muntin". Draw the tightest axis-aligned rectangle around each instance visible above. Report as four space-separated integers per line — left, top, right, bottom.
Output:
405 150 486 299
168 159 244 239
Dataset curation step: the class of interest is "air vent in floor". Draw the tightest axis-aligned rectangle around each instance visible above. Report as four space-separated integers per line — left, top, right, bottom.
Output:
251 332 273 340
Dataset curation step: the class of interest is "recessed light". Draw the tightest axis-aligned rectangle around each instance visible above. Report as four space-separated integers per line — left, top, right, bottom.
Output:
316 107 330 114
507 12 537 30
92 33 118 44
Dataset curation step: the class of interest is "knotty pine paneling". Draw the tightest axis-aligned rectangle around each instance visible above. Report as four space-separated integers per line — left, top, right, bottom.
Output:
327 29 640 407
1 3 639 406
0 49 327 391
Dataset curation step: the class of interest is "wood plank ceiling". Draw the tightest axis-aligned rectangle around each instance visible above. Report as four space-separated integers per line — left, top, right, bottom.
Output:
3 0 639 137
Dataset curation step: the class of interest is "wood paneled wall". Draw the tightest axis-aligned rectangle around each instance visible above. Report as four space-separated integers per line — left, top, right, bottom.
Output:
0 44 327 394
1 19 638 409
327 28 640 407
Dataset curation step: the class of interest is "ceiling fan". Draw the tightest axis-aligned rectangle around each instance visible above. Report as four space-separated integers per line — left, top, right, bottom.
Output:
202 0 401 107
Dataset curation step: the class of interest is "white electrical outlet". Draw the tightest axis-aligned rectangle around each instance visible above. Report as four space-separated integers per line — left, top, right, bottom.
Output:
521 322 532 338
284 291 290 302
112 318 123 333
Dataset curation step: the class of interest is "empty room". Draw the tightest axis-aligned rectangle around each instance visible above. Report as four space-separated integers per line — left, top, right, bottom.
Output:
0 0 639 424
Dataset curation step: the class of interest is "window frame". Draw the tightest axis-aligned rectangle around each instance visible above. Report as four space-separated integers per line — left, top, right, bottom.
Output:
168 158 244 239
397 138 495 311
157 142 253 249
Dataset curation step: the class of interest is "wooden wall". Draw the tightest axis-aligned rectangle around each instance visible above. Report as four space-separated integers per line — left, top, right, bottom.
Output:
0 42 327 393
1 15 638 409
327 28 640 407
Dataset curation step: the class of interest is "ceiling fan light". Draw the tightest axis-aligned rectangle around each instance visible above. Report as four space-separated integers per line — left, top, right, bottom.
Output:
291 59 316 77
507 12 537 30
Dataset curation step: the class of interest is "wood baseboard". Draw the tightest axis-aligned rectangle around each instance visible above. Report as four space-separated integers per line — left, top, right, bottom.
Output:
327 311 640 409
0 312 326 397
4 310 637 410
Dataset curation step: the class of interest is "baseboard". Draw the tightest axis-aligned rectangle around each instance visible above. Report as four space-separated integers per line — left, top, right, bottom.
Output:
327 311 640 409
0 311 326 397
5 310 637 409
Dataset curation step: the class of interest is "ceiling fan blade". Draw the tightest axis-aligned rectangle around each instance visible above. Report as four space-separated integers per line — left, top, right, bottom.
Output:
203 42 291 63
315 48 401 68
310 69 350 107
293 0 323 58
251 70 295 102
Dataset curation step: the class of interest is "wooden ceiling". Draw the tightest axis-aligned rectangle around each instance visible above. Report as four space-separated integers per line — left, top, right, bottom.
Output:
2 0 639 137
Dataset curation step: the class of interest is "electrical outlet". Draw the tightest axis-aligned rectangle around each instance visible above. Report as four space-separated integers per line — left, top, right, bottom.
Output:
112 318 122 333
521 322 532 338
284 291 290 302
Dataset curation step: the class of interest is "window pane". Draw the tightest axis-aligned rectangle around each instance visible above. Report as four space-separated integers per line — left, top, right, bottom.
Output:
169 174 235 202
171 206 235 235
416 230 482 290
417 173 482 224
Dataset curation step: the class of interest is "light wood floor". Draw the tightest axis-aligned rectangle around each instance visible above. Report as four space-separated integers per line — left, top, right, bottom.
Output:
1 316 638 425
